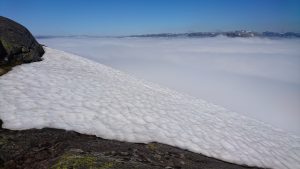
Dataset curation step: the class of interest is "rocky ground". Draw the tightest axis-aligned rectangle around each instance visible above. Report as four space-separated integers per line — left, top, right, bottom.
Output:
0 120 264 169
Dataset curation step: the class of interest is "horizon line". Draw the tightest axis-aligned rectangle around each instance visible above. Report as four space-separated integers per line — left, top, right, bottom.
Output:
35 30 300 38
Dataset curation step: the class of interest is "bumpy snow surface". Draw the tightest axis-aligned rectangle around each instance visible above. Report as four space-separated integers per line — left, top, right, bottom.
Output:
0 48 299 169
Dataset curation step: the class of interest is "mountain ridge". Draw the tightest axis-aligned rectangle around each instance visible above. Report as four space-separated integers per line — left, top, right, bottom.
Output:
36 31 300 39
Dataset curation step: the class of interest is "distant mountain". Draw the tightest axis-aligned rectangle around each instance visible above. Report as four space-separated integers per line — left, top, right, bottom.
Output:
129 31 300 38
261 31 300 38
36 31 300 39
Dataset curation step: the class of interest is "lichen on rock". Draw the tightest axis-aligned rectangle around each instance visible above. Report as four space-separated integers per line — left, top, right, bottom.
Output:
52 153 97 169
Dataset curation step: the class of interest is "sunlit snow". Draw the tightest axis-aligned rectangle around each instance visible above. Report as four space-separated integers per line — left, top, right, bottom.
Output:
39 37 300 135
0 47 299 169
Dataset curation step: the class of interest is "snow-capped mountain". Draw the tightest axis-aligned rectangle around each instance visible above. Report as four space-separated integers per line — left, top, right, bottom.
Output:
128 31 300 38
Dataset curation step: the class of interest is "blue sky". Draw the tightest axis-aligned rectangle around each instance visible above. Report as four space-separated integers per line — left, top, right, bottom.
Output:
1 0 300 35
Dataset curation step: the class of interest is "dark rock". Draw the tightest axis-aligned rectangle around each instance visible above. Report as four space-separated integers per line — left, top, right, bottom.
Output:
0 124 263 169
0 41 7 61
0 16 44 75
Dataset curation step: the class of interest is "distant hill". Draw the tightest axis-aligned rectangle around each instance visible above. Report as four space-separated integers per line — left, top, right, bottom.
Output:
36 31 300 39
129 30 300 38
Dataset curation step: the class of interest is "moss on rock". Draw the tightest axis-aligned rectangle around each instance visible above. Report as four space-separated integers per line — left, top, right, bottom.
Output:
52 153 97 169
52 152 119 169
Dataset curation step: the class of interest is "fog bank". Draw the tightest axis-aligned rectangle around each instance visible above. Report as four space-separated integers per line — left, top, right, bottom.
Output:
39 37 300 135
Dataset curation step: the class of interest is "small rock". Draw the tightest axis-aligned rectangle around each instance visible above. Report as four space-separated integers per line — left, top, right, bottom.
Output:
110 151 116 156
165 166 173 169
5 160 17 168
24 158 33 164
120 152 129 156
122 157 131 161
154 154 161 160
32 147 44 152
69 148 84 153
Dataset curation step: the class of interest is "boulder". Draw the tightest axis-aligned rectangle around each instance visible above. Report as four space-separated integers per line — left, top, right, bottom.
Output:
0 16 44 74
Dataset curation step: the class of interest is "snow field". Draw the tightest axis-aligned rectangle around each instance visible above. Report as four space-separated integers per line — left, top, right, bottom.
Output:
0 47 299 169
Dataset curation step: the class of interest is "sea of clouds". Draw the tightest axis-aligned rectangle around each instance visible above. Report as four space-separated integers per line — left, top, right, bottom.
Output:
39 36 300 135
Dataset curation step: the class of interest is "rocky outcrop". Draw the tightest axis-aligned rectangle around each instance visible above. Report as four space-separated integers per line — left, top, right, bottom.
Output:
0 16 44 75
0 125 261 169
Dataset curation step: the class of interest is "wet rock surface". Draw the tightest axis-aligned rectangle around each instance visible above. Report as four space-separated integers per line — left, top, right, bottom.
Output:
0 124 263 169
0 16 44 75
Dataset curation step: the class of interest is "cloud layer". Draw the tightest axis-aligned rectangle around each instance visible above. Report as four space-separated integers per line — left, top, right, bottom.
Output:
39 37 300 134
